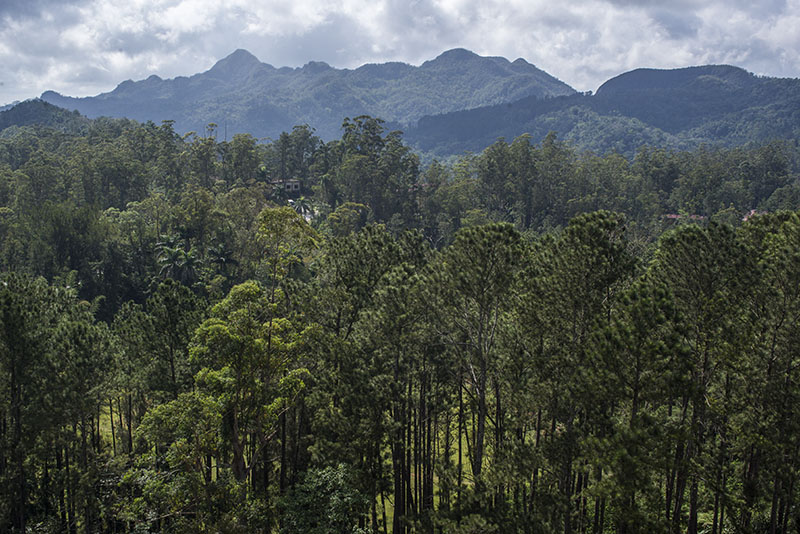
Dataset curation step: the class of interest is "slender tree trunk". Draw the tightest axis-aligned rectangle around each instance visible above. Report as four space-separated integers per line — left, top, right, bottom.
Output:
441 404 451 511
741 446 760 531
169 346 177 399
66 434 77 534
279 410 287 493
495 379 503 508
231 413 246 481
770 472 781 534
472 355 488 481
407 378 414 517
392 356 406 534
372 483 379 534
117 397 125 453
424 388 434 513
96 405 102 453
381 490 389 534
127 394 133 454
457 369 464 507
688 475 699 534
57 442 67 532
293 401 304 487
672 456 688 534
392 425 405 534
414 383 420 517
0 410 5 479
109 398 116 456
592 476 603 534
262 446 270 517
82 413 94 532
532 407 542 511
372 438 381 534
563 418 574 534
10 362 26 533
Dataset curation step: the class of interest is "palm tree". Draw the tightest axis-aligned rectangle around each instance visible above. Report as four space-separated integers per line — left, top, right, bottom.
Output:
157 245 185 280
208 242 239 278
270 183 289 204
178 247 202 286
292 196 313 220
155 233 182 253
157 245 203 286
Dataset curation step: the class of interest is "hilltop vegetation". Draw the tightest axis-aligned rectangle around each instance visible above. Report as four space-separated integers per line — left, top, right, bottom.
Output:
1 112 800 532
0 100 89 136
408 65 800 157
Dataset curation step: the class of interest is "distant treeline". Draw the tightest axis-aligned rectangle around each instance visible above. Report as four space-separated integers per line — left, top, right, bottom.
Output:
1 116 800 533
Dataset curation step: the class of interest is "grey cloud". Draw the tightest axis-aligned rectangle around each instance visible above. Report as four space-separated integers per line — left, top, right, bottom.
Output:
0 0 798 106
103 31 170 56
649 8 700 40
601 0 702 10
252 15 373 68
145 12 374 72
0 0 88 20
368 0 465 60
725 0 786 15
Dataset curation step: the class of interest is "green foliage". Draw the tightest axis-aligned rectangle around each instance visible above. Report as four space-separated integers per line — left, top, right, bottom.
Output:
2 96 800 534
279 464 370 534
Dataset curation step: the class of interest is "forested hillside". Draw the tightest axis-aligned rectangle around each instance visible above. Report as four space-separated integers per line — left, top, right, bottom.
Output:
408 65 800 157
1 113 800 533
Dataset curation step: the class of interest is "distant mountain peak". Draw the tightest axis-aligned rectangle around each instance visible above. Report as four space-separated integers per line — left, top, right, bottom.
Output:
223 48 260 63
302 61 333 73
426 48 480 65
207 49 264 77
440 48 478 58
597 64 757 94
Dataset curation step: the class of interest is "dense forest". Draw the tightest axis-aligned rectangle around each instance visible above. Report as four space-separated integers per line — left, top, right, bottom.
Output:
1 113 800 534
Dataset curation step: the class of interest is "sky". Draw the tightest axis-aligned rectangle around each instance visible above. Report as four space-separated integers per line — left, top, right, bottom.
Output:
1 0 799 105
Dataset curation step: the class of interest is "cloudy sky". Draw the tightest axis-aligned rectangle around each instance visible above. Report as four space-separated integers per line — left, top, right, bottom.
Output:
1 0 799 105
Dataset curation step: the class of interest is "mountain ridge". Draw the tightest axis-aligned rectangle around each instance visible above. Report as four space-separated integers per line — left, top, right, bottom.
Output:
20 53 800 157
39 48 575 140
406 65 800 157
596 64 758 94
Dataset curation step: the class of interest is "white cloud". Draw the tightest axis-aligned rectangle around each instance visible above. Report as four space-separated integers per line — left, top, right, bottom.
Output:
0 0 798 104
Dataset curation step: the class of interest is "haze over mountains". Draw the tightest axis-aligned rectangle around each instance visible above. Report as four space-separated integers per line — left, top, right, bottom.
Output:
9 48 800 157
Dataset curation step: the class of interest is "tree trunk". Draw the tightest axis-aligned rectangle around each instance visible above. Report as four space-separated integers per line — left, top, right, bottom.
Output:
109 398 116 456
457 369 464 507
57 443 67 532
472 356 487 481
279 410 287 493
127 394 133 455
10 362 26 533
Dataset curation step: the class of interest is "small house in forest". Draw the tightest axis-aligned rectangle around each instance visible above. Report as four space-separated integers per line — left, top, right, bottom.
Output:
271 179 301 195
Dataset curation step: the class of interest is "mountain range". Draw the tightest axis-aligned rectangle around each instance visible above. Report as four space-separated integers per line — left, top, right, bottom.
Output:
408 64 800 157
38 48 574 141
7 49 800 157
